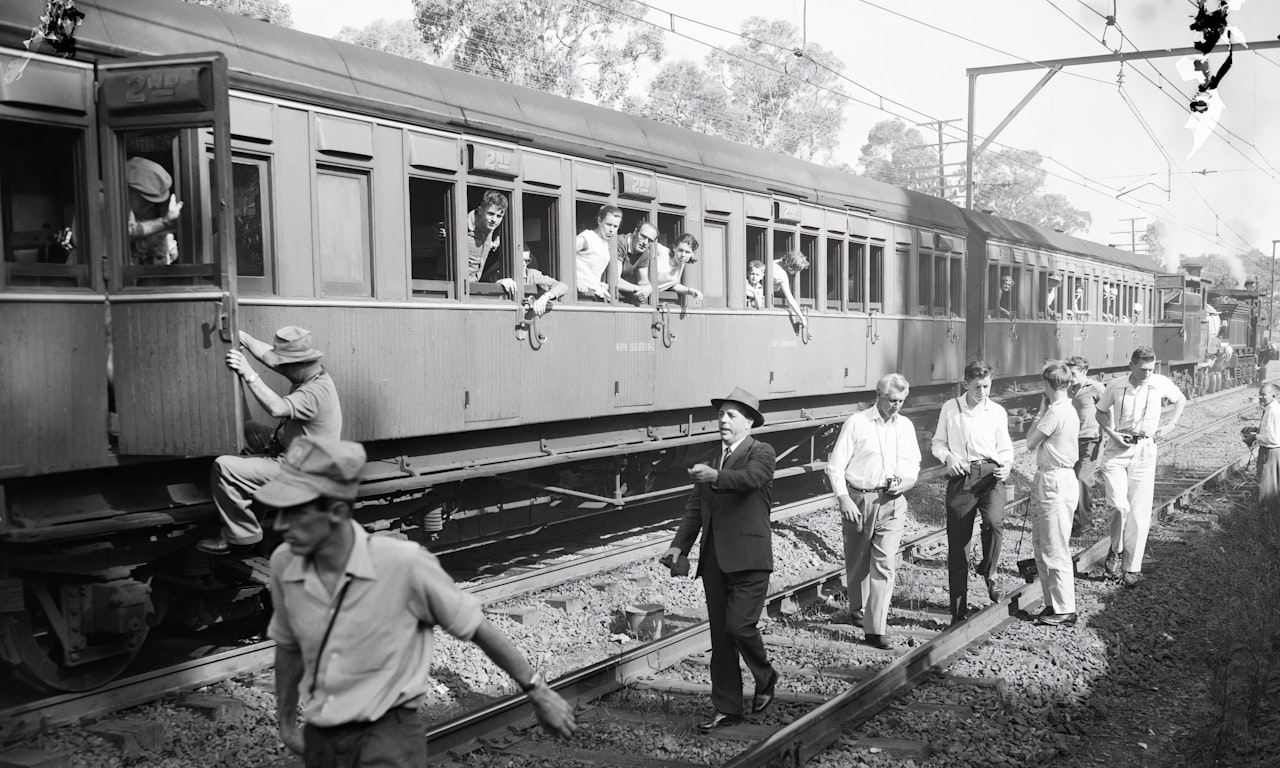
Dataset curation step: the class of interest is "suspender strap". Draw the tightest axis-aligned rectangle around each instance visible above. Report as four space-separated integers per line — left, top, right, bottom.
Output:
308 578 352 700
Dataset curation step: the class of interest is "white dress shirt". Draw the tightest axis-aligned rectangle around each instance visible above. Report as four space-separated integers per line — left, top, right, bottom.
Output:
1095 373 1184 437
931 396 1015 466
826 407 921 493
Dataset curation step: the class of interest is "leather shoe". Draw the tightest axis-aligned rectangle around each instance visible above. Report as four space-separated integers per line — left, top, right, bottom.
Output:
1104 549 1122 577
1122 571 1143 587
847 609 865 627
1020 606 1053 621
751 670 778 714
1036 612 1078 627
697 712 742 732
864 633 893 650
985 576 1004 602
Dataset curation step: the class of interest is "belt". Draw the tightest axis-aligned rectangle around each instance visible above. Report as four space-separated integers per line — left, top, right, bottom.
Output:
848 485 889 493
1037 465 1075 471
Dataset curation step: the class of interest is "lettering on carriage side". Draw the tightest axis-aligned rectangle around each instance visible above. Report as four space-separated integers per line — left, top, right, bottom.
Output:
482 148 513 174
771 338 800 349
619 171 655 199
101 65 213 114
615 341 656 353
468 142 519 178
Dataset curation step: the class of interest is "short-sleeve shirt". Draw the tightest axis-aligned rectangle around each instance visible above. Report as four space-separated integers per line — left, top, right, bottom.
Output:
617 235 650 285
268 521 484 727
277 370 342 449
1096 372 1184 437
575 229 610 293
652 244 687 292
1033 399 1079 469
1070 380 1105 439
466 208 501 282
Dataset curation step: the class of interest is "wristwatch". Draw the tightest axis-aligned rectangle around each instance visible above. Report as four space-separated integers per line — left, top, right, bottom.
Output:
520 672 545 693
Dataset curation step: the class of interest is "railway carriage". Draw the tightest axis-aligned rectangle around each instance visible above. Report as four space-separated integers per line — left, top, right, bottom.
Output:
0 0 1221 691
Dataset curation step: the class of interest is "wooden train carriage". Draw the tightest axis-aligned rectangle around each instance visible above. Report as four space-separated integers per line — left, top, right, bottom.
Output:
961 211 1175 377
0 0 971 511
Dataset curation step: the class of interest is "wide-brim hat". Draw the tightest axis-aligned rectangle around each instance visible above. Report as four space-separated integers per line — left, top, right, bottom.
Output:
711 386 765 427
260 326 324 367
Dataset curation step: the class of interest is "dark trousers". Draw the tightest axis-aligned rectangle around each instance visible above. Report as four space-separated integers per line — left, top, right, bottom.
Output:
945 474 1006 618
700 530 774 716
1073 437 1101 531
302 707 425 768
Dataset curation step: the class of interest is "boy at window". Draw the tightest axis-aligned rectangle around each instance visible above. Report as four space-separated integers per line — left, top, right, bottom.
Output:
497 244 568 316
467 190 507 282
126 157 182 265
575 204 622 301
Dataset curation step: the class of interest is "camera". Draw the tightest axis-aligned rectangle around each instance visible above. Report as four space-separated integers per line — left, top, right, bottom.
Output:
1119 431 1147 445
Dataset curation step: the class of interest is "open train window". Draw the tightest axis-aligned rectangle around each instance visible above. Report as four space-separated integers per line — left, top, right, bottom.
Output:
825 239 844 310
228 155 273 294
989 264 1016 319
746 225 767 309
0 120 88 290
574 199 618 303
916 250 931 315
655 212 692 304
848 241 866 312
1067 275 1089 319
122 128 214 288
797 233 817 306
316 166 371 297
464 186 512 300
410 177 454 298
522 192 559 284
868 243 884 312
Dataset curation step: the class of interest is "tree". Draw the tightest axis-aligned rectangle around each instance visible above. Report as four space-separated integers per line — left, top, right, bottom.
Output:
1198 253 1239 289
335 19 433 62
184 0 293 27
970 147 1091 235
703 17 846 162
413 0 663 107
1140 221 1168 268
633 60 728 137
856 119 939 194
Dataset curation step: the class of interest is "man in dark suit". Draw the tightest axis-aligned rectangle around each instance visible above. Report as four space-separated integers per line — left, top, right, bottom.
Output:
661 387 778 731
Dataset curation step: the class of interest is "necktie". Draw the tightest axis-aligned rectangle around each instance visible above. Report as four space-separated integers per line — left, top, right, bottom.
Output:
721 446 732 470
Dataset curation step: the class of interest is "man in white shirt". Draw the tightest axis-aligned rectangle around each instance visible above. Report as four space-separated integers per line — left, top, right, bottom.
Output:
825 374 922 650
1096 346 1186 587
1243 384 1280 521
1026 361 1080 627
932 360 1015 625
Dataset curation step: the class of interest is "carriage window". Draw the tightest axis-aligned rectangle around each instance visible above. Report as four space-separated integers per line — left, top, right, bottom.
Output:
916 250 931 315
1101 281 1117 321
933 254 947 316
1068 276 1089 319
746 224 767 309
574 199 617 303
523 193 559 283
465 187 511 296
868 244 884 311
948 256 963 317
989 263 1017 319
896 248 910 314
798 233 817 304
848 241 866 312
1 120 87 289
697 220 727 308
825 239 843 309
316 166 370 297
123 128 214 288
410 177 454 298
228 156 273 293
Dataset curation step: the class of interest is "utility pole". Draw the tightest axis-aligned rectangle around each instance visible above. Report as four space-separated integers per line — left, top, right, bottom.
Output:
905 119 963 201
1110 217 1144 252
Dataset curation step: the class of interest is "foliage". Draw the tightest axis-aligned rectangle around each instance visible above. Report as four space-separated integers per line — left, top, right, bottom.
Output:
971 147 1091 235
629 59 728 137
1197 253 1239 289
183 0 293 27
1140 221 1168 268
335 19 433 62
701 17 846 162
412 0 663 107
856 119 940 194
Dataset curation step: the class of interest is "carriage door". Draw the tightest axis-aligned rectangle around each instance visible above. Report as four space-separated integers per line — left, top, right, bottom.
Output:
98 54 241 455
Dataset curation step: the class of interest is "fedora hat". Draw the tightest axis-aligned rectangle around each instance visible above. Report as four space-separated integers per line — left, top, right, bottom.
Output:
260 326 324 367
711 386 765 427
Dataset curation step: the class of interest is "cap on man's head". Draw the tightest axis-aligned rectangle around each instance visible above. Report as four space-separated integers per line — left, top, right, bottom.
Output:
259 326 325 367
126 157 173 203
253 437 365 509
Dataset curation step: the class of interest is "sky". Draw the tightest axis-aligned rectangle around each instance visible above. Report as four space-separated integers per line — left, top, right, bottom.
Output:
285 0 1280 280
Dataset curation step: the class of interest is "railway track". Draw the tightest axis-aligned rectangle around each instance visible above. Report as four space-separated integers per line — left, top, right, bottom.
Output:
0 385 1261 758
428 425 1251 767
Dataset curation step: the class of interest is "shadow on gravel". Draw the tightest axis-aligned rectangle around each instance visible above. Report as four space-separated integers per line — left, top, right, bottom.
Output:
1041 472 1280 768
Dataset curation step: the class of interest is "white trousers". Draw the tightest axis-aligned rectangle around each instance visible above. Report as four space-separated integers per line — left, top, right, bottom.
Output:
1099 440 1157 573
842 492 905 635
1032 468 1079 614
